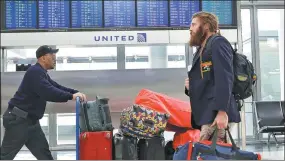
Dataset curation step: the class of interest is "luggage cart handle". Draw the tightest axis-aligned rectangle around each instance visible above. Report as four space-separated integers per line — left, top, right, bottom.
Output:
76 96 81 160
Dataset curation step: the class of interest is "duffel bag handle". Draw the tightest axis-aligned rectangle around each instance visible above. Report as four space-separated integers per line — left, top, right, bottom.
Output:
207 126 256 160
210 126 238 152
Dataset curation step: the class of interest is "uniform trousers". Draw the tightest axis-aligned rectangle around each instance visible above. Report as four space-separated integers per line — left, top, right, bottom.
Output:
0 109 53 160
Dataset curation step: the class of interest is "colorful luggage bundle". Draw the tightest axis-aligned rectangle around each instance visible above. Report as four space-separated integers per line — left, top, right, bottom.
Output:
134 89 192 132
116 103 169 160
120 104 170 139
115 89 199 160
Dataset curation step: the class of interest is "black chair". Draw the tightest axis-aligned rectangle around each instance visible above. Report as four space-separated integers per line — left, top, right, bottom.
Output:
254 101 285 146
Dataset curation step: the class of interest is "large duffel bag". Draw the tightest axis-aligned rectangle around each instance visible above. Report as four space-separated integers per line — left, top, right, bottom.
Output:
173 127 262 160
134 89 191 131
120 104 169 139
79 96 113 132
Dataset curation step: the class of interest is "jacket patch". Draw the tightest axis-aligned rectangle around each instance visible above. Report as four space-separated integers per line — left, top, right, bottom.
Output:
201 61 212 72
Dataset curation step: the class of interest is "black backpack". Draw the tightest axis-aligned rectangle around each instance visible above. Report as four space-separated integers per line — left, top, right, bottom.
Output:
205 35 257 110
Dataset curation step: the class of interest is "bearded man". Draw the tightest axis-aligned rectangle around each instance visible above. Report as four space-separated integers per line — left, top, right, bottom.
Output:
184 12 241 142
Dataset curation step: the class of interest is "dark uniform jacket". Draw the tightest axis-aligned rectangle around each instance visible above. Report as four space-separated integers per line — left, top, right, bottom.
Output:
185 35 241 129
8 63 78 120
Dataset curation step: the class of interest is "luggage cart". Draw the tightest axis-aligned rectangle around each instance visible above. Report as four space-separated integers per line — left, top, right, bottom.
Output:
76 97 81 160
75 97 113 160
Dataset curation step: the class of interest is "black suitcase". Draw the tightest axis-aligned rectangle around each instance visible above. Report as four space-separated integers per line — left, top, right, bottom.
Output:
164 140 175 160
138 136 165 160
115 134 138 160
113 132 124 160
79 96 113 132
113 132 138 160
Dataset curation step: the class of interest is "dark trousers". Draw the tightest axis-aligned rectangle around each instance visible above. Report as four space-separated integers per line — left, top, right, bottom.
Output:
0 109 53 160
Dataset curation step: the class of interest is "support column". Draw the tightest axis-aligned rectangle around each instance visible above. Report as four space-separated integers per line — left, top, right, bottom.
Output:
48 113 58 148
51 45 57 71
150 46 167 68
1 49 4 72
236 1 246 150
186 45 193 66
279 9 284 101
117 45 126 70
1 118 3 146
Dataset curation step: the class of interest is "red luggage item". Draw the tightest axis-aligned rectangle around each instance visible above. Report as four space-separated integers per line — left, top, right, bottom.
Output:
134 89 192 130
172 129 200 150
79 131 112 160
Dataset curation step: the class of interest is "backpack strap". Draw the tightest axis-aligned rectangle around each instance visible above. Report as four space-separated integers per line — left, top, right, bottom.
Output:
205 35 243 110
204 34 221 53
205 34 235 56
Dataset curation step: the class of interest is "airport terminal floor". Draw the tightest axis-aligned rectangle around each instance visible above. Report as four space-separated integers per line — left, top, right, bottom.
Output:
1 0 284 160
13 144 285 160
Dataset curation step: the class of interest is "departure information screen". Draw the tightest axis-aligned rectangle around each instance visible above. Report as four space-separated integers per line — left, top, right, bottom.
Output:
38 0 70 28
71 1 103 28
169 0 200 27
5 0 37 29
137 0 169 27
202 0 233 25
2 0 237 31
104 0 135 27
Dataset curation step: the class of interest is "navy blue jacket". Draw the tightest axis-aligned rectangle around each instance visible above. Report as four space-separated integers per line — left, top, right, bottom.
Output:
9 63 78 120
185 35 241 128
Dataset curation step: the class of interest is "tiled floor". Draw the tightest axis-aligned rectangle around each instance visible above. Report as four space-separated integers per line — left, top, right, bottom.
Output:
14 143 284 160
246 144 284 160
14 151 76 160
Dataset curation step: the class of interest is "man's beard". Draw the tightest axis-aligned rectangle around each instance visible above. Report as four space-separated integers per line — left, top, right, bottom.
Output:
189 26 207 47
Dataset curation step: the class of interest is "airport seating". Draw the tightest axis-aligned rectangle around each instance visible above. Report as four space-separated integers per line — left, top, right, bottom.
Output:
254 101 285 146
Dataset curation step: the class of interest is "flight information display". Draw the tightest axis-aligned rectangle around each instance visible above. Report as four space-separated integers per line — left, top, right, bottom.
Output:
202 0 233 25
38 0 70 28
104 0 135 27
5 0 37 29
2 0 237 31
137 0 169 27
169 0 200 27
71 1 103 28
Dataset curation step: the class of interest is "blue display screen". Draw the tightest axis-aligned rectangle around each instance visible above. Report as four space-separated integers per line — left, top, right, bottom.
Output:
169 0 200 27
71 1 103 28
137 0 169 27
3 0 236 30
5 0 37 29
104 0 135 27
202 0 233 25
38 0 70 28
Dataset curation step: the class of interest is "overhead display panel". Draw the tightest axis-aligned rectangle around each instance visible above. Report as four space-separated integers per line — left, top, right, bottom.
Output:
104 0 135 27
137 0 169 27
38 0 70 29
71 1 103 28
1 0 238 31
202 0 233 26
5 0 37 29
169 0 200 27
